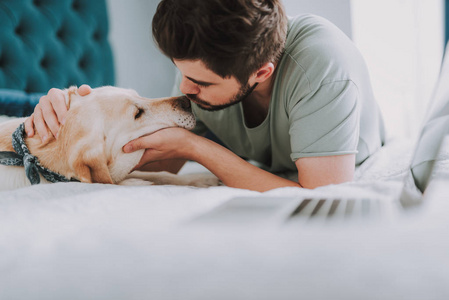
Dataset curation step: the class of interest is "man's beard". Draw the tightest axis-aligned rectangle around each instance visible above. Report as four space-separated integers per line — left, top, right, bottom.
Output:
186 82 258 112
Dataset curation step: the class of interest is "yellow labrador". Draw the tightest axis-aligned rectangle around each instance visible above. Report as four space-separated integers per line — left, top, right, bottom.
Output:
0 86 219 191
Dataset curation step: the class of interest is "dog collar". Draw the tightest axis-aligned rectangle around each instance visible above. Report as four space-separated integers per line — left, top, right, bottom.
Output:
0 123 79 185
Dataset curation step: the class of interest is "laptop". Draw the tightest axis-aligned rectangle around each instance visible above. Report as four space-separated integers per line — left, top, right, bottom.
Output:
188 43 449 227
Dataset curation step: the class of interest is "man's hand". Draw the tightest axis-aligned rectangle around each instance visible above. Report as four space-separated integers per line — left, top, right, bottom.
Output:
123 127 196 171
24 84 92 142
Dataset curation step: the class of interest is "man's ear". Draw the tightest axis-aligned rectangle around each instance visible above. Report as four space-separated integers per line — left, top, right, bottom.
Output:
60 106 114 184
253 62 275 83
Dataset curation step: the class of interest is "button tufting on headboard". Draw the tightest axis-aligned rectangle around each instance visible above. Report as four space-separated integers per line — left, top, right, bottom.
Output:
0 0 115 94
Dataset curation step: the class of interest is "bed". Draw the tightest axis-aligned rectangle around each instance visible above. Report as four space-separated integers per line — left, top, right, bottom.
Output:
1 134 448 300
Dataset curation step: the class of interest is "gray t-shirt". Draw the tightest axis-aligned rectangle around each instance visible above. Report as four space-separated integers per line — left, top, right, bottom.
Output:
172 14 385 172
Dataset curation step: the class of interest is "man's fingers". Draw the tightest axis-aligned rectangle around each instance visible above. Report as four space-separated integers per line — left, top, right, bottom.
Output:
78 84 92 96
24 115 35 137
48 89 68 125
33 106 50 142
39 97 61 139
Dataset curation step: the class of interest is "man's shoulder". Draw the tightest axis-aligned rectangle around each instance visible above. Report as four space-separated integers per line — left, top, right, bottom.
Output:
285 14 351 50
276 15 367 99
284 14 360 71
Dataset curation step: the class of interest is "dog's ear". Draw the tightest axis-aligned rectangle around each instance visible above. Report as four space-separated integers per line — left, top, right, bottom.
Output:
71 144 114 184
63 86 78 110
59 104 114 184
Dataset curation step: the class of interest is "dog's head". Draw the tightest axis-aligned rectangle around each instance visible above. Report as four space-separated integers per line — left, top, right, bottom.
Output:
58 86 195 183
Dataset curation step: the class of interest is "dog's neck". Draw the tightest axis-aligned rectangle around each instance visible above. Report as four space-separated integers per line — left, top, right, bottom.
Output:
26 133 74 178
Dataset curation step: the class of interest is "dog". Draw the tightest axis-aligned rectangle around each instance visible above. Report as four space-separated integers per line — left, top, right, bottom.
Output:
0 86 220 191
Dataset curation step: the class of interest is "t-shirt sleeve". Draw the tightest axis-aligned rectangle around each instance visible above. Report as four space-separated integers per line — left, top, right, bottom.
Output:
289 80 360 161
170 70 209 136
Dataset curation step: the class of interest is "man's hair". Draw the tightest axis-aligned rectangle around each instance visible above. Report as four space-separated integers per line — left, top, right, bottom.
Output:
152 0 288 84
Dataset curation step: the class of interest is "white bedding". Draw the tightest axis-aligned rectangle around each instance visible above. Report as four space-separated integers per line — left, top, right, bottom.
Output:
2 132 436 299
0 138 416 219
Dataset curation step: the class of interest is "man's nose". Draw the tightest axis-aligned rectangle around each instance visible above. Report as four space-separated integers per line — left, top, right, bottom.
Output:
180 77 200 95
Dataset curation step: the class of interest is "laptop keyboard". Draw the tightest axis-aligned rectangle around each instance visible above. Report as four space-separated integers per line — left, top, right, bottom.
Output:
188 196 385 226
288 198 380 220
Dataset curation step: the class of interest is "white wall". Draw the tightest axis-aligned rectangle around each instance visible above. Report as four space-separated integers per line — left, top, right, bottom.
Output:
107 0 352 98
283 0 352 38
351 0 445 139
107 0 176 98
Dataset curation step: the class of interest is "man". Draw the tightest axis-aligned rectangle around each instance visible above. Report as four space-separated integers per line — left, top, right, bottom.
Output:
25 0 385 192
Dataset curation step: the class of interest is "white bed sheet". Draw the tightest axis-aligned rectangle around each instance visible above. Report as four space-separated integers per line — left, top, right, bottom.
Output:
2 132 435 299
0 138 416 220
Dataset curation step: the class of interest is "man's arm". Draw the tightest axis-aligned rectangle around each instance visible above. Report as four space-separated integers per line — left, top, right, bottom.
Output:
189 134 354 191
189 135 301 191
126 128 355 192
136 159 187 174
295 154 355 189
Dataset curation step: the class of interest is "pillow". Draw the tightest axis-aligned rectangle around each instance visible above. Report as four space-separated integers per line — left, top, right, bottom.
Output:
0 115 16 124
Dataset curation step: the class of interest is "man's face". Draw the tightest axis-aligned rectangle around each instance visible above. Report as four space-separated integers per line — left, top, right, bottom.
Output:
174 59 256 111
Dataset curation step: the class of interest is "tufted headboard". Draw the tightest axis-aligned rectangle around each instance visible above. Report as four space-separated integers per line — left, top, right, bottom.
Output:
0 0 114 116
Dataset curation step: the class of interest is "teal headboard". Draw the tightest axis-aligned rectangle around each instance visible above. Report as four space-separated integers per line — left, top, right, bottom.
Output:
0 0 114 116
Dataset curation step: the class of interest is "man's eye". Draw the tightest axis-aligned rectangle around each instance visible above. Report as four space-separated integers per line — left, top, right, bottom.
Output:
135 108 144 119
197 83 210 88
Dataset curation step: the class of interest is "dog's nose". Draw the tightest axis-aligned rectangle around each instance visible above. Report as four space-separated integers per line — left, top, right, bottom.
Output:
178 96 191 111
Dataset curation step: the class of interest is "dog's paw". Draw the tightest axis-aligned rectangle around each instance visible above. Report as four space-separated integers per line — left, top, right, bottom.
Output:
182 173 221 187
118 178 154 186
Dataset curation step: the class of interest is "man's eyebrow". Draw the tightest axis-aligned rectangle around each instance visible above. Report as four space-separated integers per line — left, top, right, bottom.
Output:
186 76 216 86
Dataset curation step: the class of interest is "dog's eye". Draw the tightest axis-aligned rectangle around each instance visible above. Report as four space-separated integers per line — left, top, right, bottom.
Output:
135 108 144 119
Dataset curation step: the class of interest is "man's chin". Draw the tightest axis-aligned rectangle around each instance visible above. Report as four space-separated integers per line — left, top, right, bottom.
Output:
186 97 213 110
192 99 242 112
195 103 220 111
187 94 244 111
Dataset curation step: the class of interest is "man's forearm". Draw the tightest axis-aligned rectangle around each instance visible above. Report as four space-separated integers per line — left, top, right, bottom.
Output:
138 158 187 174
188 136 301 192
